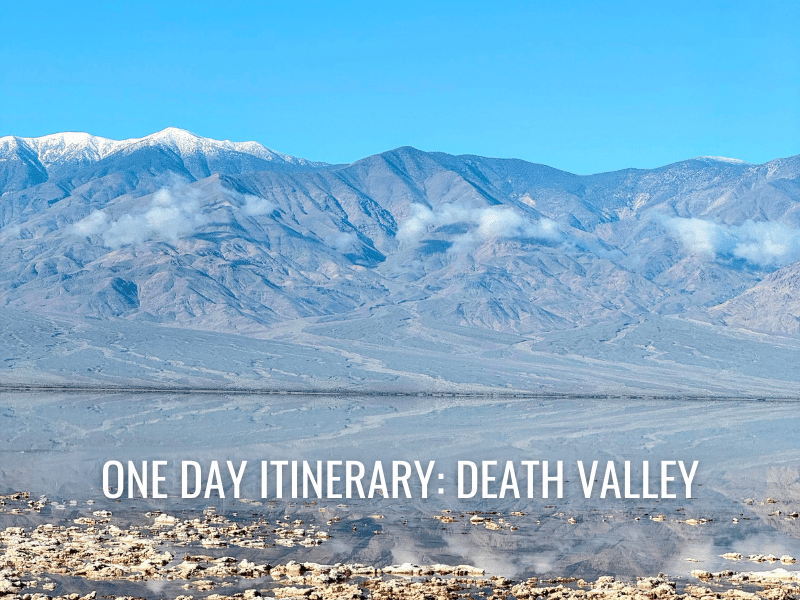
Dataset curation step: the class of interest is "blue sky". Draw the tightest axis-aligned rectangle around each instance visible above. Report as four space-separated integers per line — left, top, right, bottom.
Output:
2 0 797 174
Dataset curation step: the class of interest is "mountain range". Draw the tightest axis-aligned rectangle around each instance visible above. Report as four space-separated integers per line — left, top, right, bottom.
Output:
2 127 799 395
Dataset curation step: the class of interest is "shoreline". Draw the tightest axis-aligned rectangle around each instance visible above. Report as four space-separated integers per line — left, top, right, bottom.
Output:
3 492 800 600
2 386 793 402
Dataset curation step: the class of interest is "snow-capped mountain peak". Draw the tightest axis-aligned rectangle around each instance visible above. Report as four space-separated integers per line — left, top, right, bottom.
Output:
20 132 124 168
0 135 23 155
695 155 750 165
0 128 323 176
125 127 310 165
126 127 230 157
2 137 800 395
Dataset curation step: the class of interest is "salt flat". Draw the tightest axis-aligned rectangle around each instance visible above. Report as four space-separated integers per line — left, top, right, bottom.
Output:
3 392 800 580
4 307 800 396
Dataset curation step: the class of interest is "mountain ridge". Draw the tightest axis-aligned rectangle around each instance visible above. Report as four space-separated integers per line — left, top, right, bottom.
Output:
1 129 799 393
0 127 329 191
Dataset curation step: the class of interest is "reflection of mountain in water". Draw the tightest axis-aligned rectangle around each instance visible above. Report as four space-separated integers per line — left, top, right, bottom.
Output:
2 392 800 579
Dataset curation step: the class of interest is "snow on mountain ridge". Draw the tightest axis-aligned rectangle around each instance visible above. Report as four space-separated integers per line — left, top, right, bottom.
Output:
2 137 800 343
120 127 315 165
696 156 750 164
0 127 322 174
20 132 125 167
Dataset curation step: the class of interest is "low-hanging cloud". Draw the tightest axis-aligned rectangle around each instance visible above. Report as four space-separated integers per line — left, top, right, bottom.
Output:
242 195 277 216
70 187 209 249
666 217 800 268
69 186 278 249
397 202 561 249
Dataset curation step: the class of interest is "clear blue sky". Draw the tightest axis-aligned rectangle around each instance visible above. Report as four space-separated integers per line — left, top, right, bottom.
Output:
2 0 797 174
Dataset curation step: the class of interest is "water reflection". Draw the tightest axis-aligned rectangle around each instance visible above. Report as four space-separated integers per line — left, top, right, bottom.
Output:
2 392 800 578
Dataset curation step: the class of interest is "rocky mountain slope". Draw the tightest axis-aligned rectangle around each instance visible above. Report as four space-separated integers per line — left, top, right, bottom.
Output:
1 128 798 393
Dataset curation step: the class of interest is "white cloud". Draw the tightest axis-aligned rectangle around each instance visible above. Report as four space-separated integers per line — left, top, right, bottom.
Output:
476 206 525 239
69 186 208 249
666 217 800 268
242 195 277 216
69 185 281 249
731 221 800 266
664 217 722 257
70 210 108 237
397 204 437 243
477 206 560 242
397 202 561 250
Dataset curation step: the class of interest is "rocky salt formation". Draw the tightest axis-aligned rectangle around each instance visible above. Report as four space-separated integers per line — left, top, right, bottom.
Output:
0 511 328 582
3 493 800 600
5 568 800 600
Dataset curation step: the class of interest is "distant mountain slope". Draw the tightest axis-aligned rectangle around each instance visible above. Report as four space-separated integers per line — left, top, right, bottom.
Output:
711 261 800 333
0 136 49 192
1 129 800 392
0 127 327 190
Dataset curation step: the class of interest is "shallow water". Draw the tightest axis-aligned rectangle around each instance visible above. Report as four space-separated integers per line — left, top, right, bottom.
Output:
2 392 800 579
